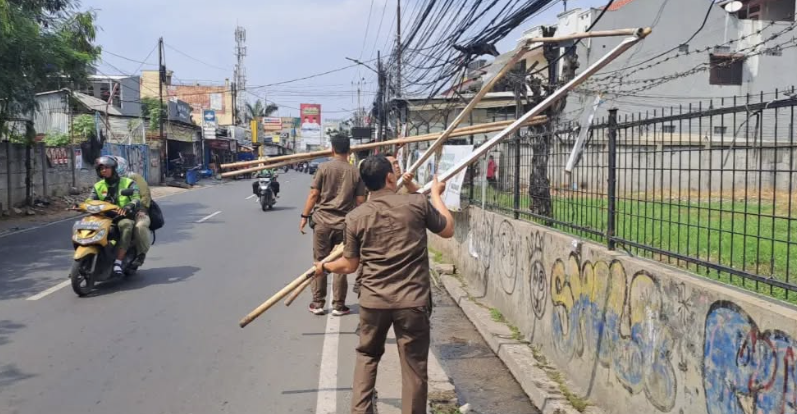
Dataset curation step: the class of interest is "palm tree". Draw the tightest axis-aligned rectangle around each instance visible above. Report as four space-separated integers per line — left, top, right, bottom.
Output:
245 99 279 122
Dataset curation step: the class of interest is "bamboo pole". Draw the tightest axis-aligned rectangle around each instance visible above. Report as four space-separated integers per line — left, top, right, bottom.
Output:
397 41 534 188
239 244 345 328
418 29 652 195
527 28 643 43
284 276 314 306
221 117 547 178
221 118 542 170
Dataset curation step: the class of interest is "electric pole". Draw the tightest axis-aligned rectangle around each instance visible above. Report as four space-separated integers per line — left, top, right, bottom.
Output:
234 27 247 125
377 50 384 142
396 0 402 98
158 37 166 181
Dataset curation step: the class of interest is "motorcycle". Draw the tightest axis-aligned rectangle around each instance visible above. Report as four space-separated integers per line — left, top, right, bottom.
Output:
68 189 140 297
254 176 277 211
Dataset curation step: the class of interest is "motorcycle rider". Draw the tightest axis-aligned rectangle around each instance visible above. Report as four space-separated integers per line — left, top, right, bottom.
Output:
110 156 151 267
88 156 141 277
252 168 280 198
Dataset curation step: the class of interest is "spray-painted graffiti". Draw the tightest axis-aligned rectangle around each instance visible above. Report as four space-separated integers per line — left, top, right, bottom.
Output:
550 254 676 412
704 301 797 414
526 231 546 319
496 219 519 295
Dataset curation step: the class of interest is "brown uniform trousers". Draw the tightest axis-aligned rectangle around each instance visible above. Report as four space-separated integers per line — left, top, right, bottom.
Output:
311 224 348 308
352 306 430 414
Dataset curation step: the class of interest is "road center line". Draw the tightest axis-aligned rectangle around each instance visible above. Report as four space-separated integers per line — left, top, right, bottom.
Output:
196 211 222 223
246 194 256 200
315 280 340 414
26 280 71 301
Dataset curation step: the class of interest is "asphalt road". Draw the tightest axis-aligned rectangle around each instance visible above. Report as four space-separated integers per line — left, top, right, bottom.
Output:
0 172 371 414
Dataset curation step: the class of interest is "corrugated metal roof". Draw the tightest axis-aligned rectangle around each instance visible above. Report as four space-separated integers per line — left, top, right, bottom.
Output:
73 92 123 116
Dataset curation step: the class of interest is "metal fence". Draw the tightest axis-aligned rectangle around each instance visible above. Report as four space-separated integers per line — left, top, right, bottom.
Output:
466 89 797 302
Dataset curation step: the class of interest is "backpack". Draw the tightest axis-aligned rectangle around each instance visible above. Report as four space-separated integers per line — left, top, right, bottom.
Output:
148 200 165 231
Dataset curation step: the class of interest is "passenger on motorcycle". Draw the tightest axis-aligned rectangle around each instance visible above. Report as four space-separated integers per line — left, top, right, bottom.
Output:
110 156 151 267
88 156 141 277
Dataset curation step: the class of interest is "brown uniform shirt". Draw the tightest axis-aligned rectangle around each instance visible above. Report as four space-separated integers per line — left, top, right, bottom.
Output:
344 190 448 309
311 158 367 229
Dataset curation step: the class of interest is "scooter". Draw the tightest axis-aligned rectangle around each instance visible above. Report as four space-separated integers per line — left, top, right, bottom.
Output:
68 189 140 297
255 176 276 211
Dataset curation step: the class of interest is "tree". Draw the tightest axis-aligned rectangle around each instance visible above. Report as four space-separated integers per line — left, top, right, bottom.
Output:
71 113 94 139
140 97 165 131
0 0 100 207
245 99 278 122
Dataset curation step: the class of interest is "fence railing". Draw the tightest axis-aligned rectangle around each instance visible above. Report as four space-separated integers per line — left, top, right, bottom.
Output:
465 89 797 303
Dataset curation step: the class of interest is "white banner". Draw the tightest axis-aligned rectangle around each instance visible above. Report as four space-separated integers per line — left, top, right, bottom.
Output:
438 145 474 211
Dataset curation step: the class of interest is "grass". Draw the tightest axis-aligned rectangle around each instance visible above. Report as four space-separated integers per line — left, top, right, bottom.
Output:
530 345 590 413
467 184 797 304
489 308 523 341
430 404 461 414
429 247 444 264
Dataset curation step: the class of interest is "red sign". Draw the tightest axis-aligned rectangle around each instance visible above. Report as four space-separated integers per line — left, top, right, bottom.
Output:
300 104 321 125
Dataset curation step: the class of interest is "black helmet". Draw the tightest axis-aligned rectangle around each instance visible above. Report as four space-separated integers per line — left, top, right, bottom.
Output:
95 156 119 180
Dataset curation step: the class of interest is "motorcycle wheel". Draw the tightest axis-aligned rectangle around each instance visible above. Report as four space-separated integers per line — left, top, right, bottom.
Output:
260 197 267 211
70 259 94 297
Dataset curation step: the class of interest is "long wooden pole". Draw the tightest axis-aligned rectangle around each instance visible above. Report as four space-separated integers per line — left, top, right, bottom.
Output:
239 244 345 328
284 276 314 306
220 117 547 178
221 118 541 170
397 43 534 188
418 29 652 194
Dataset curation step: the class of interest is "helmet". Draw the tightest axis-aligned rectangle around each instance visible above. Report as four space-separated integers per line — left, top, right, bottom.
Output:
95 156 118 179
110 156 129 177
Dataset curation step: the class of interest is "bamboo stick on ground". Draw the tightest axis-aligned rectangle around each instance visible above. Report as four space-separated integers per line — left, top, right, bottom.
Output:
221 117 547 178
239 244 345 328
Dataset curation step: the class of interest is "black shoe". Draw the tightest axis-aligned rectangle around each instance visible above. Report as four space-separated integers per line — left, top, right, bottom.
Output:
132 254 146 267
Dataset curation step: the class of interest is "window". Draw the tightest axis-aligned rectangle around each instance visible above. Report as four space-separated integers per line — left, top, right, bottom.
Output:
662 125 676 133
714 126 728 135
709 54 744 86
678 44 689 54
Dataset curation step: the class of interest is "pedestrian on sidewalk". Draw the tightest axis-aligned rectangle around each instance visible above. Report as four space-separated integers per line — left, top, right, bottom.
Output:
300 133 367 316
315 154 455 414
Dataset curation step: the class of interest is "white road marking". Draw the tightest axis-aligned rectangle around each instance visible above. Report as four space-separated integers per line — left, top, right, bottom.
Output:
196 211 222 223
26 280 71 301
246 194 256 200
315 281 340 414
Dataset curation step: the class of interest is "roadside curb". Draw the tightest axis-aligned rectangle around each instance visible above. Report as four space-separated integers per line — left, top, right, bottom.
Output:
439 274 605 414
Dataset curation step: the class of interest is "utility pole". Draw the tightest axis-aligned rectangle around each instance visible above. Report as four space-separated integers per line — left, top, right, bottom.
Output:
158 37 166 182
396 0 402 98
377 50 384 142
234 26 247 125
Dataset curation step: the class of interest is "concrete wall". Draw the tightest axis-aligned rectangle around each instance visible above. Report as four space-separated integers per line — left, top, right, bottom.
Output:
0 142 95 209
430 205 797 414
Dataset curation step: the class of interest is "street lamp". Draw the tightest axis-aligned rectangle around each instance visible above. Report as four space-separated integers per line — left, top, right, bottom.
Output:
345 54 386 142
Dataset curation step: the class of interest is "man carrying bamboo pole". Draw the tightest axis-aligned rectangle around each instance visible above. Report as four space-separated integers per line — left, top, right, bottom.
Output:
300 134 367 316
314 155 455 413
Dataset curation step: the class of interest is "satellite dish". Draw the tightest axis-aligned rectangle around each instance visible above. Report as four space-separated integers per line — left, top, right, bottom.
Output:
724 1 743 13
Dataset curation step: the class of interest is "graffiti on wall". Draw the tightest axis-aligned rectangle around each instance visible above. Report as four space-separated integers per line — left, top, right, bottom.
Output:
550 254 677 412
704 301 797 414
495 219 519 295
527 231 547 319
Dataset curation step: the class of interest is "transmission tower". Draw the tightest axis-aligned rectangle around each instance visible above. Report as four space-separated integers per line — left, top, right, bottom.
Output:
234 26 247 124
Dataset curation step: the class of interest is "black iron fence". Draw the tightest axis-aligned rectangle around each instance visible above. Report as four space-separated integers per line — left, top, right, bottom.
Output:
466 89 797 303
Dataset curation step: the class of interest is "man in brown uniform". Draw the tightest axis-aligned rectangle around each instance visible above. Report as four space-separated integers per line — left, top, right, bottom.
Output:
300 134 367 316
315 155 455 414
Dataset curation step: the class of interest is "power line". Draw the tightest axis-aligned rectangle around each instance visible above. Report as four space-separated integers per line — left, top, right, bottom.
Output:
165 43 231 72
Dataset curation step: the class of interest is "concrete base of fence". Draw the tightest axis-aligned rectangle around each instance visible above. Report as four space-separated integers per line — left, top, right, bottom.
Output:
429 205 797 414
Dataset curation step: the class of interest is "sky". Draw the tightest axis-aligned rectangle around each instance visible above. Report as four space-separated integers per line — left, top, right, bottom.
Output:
84 0 607 121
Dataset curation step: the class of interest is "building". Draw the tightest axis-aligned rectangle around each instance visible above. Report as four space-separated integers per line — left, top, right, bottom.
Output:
140 71 236 126
80 75 142 117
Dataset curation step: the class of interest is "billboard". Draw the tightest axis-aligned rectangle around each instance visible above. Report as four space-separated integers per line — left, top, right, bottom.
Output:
300 104 322 145
262 117 282 132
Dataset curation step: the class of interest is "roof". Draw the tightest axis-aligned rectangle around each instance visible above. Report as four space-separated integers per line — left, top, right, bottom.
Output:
607 0 638 11
73 92 123 116
88 74 138 81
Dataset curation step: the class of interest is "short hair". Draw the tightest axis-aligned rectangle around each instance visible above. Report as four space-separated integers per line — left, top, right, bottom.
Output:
359 155 393 191
330 134 351 154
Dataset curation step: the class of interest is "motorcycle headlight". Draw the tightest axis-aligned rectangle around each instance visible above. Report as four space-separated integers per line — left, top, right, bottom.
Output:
73 229 107 245
86 204 104 214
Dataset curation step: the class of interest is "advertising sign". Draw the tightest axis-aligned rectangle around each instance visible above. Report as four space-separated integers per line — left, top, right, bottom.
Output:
168 100 192 124
203 110 217 126
300 104 322 145
438 145 473 211
263 117 282 132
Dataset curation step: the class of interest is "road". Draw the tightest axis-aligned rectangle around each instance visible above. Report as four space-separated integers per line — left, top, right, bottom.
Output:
0 172 373 414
